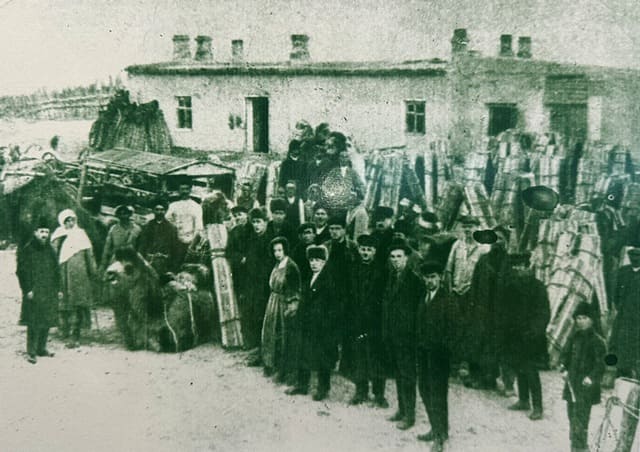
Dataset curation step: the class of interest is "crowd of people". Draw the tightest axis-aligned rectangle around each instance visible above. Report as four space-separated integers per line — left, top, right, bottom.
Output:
14 128 640 452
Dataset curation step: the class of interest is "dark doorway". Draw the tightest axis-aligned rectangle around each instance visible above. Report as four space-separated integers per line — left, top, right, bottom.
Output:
487 104 518 136
548 104 587 144
250 97 269 153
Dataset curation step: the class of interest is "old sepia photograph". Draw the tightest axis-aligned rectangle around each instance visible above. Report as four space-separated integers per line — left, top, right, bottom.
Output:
1 1 639 451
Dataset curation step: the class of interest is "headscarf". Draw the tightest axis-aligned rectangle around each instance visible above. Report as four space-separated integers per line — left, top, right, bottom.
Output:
50 209 93 264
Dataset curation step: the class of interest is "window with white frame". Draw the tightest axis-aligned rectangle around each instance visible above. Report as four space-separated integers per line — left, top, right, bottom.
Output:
176 96 192 129
405 100 426 134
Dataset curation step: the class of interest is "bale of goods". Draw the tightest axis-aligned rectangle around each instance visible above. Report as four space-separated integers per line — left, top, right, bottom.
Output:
608 146 634 175
545 231 607 365
206 224 243 348
533 155 563 197
496 155 529 175
594 377 640 452
622 183 640 220
265 161 280 213
575 159 606 205
378 155 403 209
531 218 578 284
421 142 451 210
436 182 464 230
463 182 496 229
463 152 490 186
364 153 384 211
593 174 632 201
402 160 428 211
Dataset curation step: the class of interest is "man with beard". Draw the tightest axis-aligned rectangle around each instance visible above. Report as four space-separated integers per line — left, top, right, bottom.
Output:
503 253 550 421
291 222 316 282
283 181 305 227
17 218 63 364
138 200 180 274
416 261 457 452
226 206 252 294
279 140 308 196
343 234 388 407
383 238 426 431
241 207 275 366
312 204 331 244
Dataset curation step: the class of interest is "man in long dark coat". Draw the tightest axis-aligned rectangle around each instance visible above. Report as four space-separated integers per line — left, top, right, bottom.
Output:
291 222 315 282
286 245 340 401
17 218 63 364
137 200 180 274
343 234 388 407
267 198 296 246
279 140 309 196
610 247 640 378
416 261 458 451
226 206 252 289
241 207 274 365
503 253 550 421
383 238 426 430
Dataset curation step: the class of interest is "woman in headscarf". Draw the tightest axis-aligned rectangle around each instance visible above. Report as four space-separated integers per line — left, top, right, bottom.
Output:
261 236 301 382
51 209 97 348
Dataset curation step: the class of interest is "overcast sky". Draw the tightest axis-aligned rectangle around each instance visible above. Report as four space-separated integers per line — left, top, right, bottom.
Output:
0 0 638 96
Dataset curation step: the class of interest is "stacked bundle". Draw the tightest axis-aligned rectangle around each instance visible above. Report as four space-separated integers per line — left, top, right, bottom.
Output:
89 90 173 155
377 154 403 209
463 152 490 186
402 159 428 212
608 146 633 175
622 182 640 223
533 155 564 196
545 232 607 366
265 161 281 213
364 153 384 211
422 141 450 210
206 224 243 348
435 182 464 230
462 182 496 229
531 217 578 284
575 159 606 205
593 174 632 202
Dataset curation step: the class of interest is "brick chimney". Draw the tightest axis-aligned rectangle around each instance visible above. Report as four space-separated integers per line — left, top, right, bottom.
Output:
232 39 244 63
517 37 532 59
500 34 514 57
173 35 191 60
290 34 310 62
195 35 213 62
451 28 469 54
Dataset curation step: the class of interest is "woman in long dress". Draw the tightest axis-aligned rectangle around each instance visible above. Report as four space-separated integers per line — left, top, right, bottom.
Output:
51 209 97 348
261 236 301 381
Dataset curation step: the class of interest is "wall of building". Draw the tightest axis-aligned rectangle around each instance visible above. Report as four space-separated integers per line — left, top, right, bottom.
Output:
126 72 450 155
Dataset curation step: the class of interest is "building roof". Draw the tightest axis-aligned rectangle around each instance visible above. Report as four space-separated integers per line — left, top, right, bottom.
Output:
125 59 448 77
87 148 235 176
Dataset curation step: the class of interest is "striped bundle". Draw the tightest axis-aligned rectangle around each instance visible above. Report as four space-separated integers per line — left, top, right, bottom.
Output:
206 224 243 349
622 183 640 223
496 155 529 175
531 218 578 284
533 156 563 196
364 153 384 211
377 154 403 210
265 161 281 213
463 182 496 229
593 174 632 201
575 159 606 205
435 182 464 230
463 152 490 186
422 142 450 210
403 159 428 211
545 231 607 366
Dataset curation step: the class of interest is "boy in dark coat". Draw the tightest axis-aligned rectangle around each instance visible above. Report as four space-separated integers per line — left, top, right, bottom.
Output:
416 261 458 452
383 238 426 430
16 218 63 364
560 302 606 452
503 253 551 421
285 245 340 401
343 234 388 407
290 222 315 282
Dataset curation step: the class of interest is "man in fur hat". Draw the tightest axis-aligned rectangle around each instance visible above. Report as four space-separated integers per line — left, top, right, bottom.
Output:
371 206 396 273
343 234 388 407
267 198 296 246
383 237 426 430
17 218 63 364
138 200 180 275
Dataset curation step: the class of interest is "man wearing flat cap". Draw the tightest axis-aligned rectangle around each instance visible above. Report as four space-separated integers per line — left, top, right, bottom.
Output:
101 205 141 272
382 237 426 430
138 199 180 274
610 247 640 379
290 223 316 282
416 261 457 451
341 233 388 407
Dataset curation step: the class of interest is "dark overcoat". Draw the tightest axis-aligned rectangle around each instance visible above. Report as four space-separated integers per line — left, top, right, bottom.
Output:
610 265 640 371
17 239 61 328
500 271 551 368
294 268 340 371
382 267 426 347
561 328 606 405
416 287 458 353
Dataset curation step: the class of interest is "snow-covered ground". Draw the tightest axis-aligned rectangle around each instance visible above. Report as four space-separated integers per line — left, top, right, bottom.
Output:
0 249 615 452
